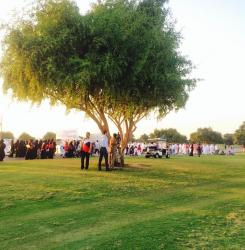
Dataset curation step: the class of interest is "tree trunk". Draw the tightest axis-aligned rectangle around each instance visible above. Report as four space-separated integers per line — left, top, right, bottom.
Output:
118 121 135 167
120 150 125 167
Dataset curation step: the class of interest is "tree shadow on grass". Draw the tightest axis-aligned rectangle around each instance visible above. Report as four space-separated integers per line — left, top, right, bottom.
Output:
122 163 152 172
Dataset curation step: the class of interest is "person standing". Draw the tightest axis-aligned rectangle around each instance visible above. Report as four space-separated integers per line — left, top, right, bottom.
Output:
9 140 15 158
25 140 33 160
63 141 69 158
33 140 39 159
81 132 92 170
98 129 109 171
109 133 117 168
189 144 194 156
40 141 47 159
48 139 56 159
165 143 170 158
15 140 20 158
67 141 75 158
197 143 202 157
0 139 6 162
94 140 99 156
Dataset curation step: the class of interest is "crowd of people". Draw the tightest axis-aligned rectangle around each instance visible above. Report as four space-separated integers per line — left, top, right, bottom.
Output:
124 142 236 157
7 139 56 160
58 139 100 158
0 134 239 164
59 140 81 158
168 143 235 156
1 129 121 170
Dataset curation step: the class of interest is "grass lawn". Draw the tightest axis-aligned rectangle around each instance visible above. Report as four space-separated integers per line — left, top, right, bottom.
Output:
0 155 244 250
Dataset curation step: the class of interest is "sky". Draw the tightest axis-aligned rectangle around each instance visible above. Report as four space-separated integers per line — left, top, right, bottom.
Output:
0 0 245 139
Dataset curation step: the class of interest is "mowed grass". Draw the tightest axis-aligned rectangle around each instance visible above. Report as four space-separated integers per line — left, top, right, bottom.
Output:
0 155 244 250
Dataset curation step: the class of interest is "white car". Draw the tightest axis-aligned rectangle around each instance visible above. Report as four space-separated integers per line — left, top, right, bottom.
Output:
144 146 163 158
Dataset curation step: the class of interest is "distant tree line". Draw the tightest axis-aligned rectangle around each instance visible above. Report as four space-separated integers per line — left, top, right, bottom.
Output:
190 128 223 144
138 121 245 146
139 129 187 143
0 131 14 140
1 121 245 147
0 132 56 141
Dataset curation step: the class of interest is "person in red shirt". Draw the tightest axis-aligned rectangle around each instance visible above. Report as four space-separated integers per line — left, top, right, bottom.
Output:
81 132 92 170
48 139 56 159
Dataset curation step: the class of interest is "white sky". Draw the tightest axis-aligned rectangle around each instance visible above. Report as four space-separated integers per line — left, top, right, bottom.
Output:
0 0 245 139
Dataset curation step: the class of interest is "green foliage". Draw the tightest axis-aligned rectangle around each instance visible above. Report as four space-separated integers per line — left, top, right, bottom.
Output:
0 0 196 118
234 121 245 147
138 133 149 143
223 133 234 146
0 131 14 139
150 128 187 143
18 132 35 141
43 132 56 140
190 128 223 144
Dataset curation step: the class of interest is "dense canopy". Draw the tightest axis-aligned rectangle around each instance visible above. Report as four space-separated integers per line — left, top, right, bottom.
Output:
190 128 223 144
149 128 187 143
234 122 245 147
0 0 196 156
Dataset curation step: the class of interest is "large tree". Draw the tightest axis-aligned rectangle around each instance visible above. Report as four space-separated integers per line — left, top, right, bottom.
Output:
234 122 245 147
0 0 196 163
190 128 223 144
